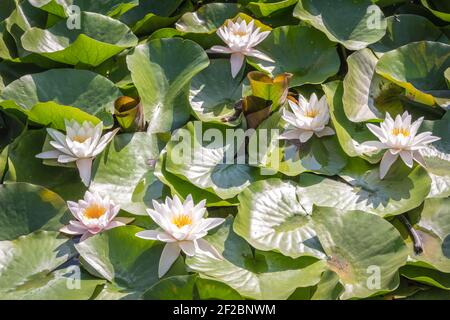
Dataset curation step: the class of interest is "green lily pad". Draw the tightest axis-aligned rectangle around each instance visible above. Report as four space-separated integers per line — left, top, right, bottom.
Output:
190 59 244 125
323 80 382 162
244 0 298 17
28 0 70 17
164 122 262 200
176 3 240 33
76 225 186 299
0 68 122 121
234 178 326 259
126 39 209 133
195 277 243 300
120 0 187 35
312 206 408 299
375 41 450 107
21 12 138 67
401 265 450 290
91 132 165 215
155 149 236 207
185 218 327 300
0 183 68 241
247 25 340 88
421 0 450 22
4 129 85 201
0 231 101 300
293 0 387 50
370 14 449 56
295 158 431 218
143 275 196 300
420 113 450 198
402 198 450 273
342 48 404 122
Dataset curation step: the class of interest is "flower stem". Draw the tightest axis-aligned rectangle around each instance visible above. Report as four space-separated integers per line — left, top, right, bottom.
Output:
398 215 423 255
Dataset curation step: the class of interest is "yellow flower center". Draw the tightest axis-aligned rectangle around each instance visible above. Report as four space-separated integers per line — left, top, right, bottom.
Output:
305 109 319 118
172 214 192 228
84 204 107 219
72 135 89 143
391 128 410 137
233 30 248 37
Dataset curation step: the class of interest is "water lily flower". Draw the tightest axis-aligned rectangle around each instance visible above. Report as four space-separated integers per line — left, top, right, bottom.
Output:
36 120 119 186
136 195 225 278
60 190 133 242
279 93 335 143
362 111 441 179
209 18 274 78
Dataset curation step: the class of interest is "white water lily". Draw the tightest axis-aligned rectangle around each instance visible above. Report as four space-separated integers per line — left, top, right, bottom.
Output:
362 111 441 179
209 18 274 78
36 120 119 186
279 93 335 143
60 190 133 242
136 195 225 278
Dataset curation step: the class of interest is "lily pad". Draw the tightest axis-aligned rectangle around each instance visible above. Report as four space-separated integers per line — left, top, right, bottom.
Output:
0 231 99 300
164 122 262 200
155 149 236 207
126 39 209 133
421 0 450 22
76 225 186 299
234 178 326 259
90 132 165 215
323 80 382 162
247 25 340 88
375 41 450 107
293 0 387 50
244 0 298 17
0 68 122 121
189 59 244 125
0 183 68 241
370 14 449 56
401 265 450 290
185 218 327 300
21 12 138 67
295 158 431 218
403 198 450 273
342 48 404 122
312 206 408 299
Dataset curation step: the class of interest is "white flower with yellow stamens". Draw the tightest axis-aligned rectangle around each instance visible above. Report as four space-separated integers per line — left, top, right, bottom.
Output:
60 191 132 242
361 111 441 179
136 195 225 278
279 93 335 143
36 120 119 186
208 18 274 78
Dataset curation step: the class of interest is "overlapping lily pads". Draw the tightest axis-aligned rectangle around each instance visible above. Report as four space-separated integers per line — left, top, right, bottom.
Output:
21 12 138 66
247 25 341 87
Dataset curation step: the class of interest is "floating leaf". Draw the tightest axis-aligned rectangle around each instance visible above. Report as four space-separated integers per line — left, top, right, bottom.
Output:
293 0 387 50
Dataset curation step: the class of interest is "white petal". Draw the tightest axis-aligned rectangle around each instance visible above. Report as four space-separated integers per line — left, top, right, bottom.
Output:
208 45 233 54
35 150 61 159
315 126 335 137
230 52 245 78
158 243 181 278
366 123 385 141
245 49 274 63
278 129 302 140
413 150 427 168
76 158 93 187
299 131 314 143
195 238 222 260
400 150 414 168
136 230 161 240
179 241 196 257
198 218 226 232
379 151 399 179
60 223 86 235
57 154 78 163
114 217 134 225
